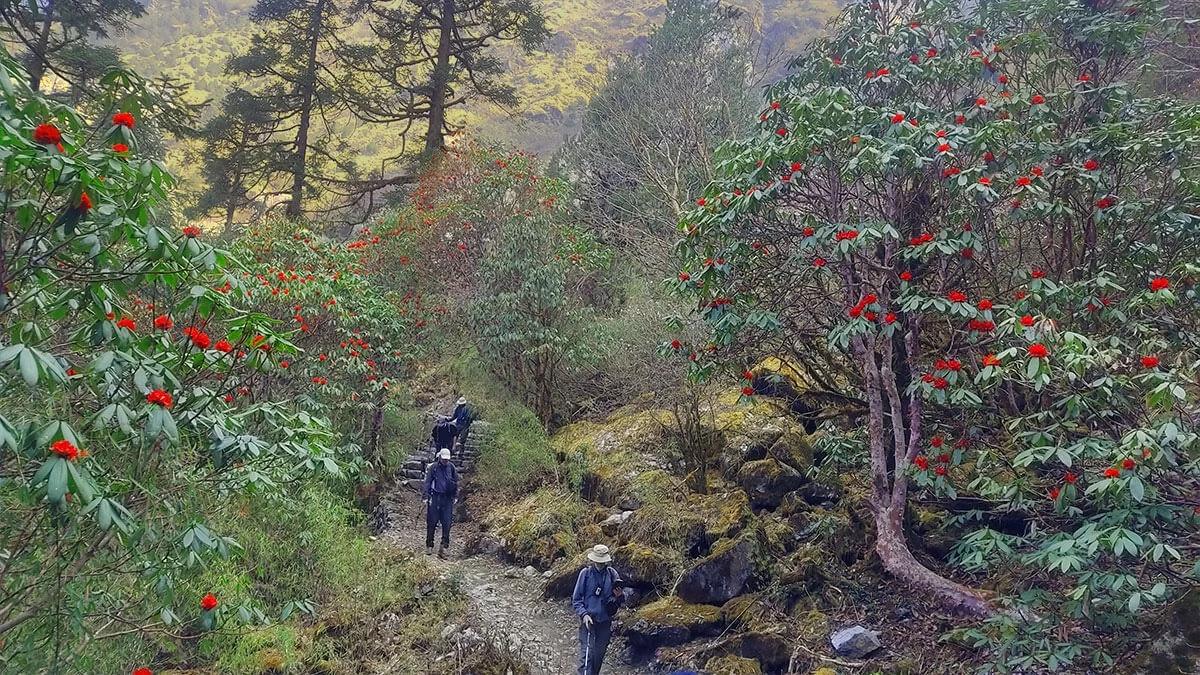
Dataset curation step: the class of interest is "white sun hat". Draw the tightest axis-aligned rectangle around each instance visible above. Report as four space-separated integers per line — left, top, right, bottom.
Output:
586 544 612 563
438 448 452 460
456 396 468 405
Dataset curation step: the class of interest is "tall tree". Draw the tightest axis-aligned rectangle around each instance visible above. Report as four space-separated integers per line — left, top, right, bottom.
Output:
0 0 145 91
223 0 356 218
354 0 550 155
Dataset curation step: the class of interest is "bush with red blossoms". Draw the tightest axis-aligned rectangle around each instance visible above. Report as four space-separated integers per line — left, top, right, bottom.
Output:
674 0 1199 667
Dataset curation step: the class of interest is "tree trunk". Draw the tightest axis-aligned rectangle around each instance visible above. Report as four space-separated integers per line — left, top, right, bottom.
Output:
423 0 455 155
285 0 327 219
367 392 385 464
28 5 54 92
873 504 993 617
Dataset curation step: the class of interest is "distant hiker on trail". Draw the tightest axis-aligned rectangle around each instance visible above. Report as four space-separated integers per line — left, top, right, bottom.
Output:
571 544 624 675
423 448 458 558
430 413 458 457
451 396 475 452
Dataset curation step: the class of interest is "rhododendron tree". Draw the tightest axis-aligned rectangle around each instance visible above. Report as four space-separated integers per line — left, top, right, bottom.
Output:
675 0 1199 664
0 49 354 669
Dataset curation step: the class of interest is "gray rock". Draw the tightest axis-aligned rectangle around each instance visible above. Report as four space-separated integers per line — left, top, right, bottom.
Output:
440 623 459 640
523 565 538 577
599 510 633 535
736 458 805 508
677 538 755 605
830 625 882 658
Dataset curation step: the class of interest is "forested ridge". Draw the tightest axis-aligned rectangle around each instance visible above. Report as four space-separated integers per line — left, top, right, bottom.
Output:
0 0 1199 673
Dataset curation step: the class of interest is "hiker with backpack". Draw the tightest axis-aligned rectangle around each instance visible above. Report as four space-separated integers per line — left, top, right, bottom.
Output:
451 396 475 453
423 448 459 558
571 544 624 675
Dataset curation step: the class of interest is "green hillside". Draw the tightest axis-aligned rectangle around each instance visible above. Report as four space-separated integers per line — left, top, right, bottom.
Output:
123 0 838 156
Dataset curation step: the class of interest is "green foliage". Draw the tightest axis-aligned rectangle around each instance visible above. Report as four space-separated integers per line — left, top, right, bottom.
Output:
675 0 1200 666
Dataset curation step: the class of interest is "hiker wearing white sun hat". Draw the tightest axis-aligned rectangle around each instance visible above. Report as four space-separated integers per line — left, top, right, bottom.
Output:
422 447 458 558
572 544 624 675
451 395 475 452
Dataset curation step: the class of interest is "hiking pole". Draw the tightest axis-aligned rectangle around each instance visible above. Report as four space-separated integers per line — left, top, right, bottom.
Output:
583 622 591 675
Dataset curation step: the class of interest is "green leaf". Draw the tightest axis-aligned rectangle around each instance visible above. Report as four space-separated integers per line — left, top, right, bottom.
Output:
46 459 68 503
1129 476 1145 502
18 348 38 386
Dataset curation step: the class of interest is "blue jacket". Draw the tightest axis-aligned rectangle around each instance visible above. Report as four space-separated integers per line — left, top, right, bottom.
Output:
423 461 458 500
571 565 623 623
452 403 474 431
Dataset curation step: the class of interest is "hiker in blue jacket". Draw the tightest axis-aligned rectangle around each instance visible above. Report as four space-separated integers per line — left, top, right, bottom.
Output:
451 396 475 453
423 448 458 558
571 544 624 675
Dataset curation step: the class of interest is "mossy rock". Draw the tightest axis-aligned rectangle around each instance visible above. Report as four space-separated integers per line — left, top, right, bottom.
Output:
483 488 588 568
705 654 763 675
612 543 675 589
625 596 723 649
697 631 791 672
720 594 779 632
736 458 804 508
766 427 813 472
778 545 827 592
1142 589 1200 674
753 356 815 392
791 608 830 644
541 553 589 598
688 489 753 541
677 536 755 605
621 501 708 554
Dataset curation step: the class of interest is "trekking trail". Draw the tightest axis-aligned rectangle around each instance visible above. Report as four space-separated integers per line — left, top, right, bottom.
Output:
378 422 638 675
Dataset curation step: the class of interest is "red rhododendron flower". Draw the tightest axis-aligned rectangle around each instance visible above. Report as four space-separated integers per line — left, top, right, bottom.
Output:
146 389 173 408
884 312 897 324
154 315 173 330
947 290 967 303
813 257 826 267
1140 355 1159 369
670 339 682 350
848 307 862 318
1096 196 1115 209
1027 343 1049 358
1031 166 1044 176
776 127 788 137
955 114 966 124
975 96 987 107
977 299 992 310
891 112 905 124
33 123 62 145
50 439 80 461
696 197 707 207
1122 458 1135 470
117 317 136 331
935 466 947 476
931 436 944 448
982 354 1001 367
1021 314 1034 327
113 111 136 128
899 271 912 281
1031 268 1046 279
1031 93 1045 105
1149 277 1169 291
914 455 929 470
1104 467 1120 478
937 453 950 464
978 176 991 186
770 101 781 110
132 668 152 675
937 143 950 153
1049 487 1060 500
112 143 129 154
183 225 201 238
1083 158 1099 171
79 193 93 210
1015 175 1031 187
983 151 995 162
200 593 218 611
678 272 690 281
1064 472 1077 484
927 48 938 58
741 386 755 397
835 229 858 241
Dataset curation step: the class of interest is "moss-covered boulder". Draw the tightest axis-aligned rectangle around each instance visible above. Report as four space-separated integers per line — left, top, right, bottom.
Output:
697 631 791 672
720 594 780 633
612 543 674 590
624 596 722 649
766 427 813 472
704 654 763 674
736 458 804 508
541 553 589 598
482 488 587 568
689 489 753 541
677 537 755 605
621 501 708 554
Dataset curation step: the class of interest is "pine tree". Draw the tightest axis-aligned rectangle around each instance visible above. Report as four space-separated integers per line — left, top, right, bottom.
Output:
0 0 146 91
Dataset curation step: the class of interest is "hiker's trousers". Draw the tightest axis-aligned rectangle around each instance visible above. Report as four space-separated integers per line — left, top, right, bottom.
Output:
425 493 453 549
577 619 611 675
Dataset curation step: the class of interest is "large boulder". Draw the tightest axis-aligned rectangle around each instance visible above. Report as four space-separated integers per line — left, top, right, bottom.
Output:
482 488 588 568
612 543 675 590
689 489 753 542
736 458 804 508
541 553 588 598
676 537 754 605
697 631 791 672
765 427 813 473
621 502 708 555
624 596 722 649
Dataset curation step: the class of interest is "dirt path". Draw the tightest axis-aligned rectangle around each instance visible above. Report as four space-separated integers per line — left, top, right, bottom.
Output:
380 483 639 675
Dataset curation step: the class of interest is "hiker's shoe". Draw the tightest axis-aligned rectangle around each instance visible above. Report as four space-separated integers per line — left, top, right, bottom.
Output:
437 546 447 559
425 546 433 556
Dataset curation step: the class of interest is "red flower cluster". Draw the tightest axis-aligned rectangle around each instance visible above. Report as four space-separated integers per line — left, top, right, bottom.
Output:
1020 314 1035 327
1140 355 1159 369
33 123 62 145
146 389 174 408
132 668 152 675
154 315 173 330
678 272 690 282
312 376 329 386
112 143 130 154
117 317 136 331
982 354 1001 367
921 373 949 389
1027 343 1049 358
914 455 929 470
112 112 136 128
934 358 962 372
183 326 212 350
947 290 967 303
1103 467 1120 478
1083 158 1099 171
1149 277 1169 291
968 319 995 332
834 229 859 241
80 193 93 210
976 299 993 311
1095 196 1116 209
214 339 233 353
183 226 201 238
898 271 912 282
910 232 933 246
50 439 82 461
200 593 218 611
1031 93 1045 105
